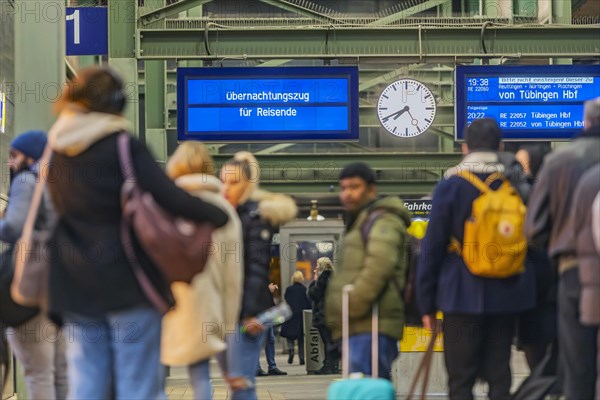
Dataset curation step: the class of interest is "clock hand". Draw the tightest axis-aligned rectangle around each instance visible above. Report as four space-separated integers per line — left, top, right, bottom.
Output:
393 106 410 120
406 109 419 125
406 109 421 132
382 106 410 122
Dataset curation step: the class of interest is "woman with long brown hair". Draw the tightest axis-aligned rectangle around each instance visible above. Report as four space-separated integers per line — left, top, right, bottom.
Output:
46 66 228 399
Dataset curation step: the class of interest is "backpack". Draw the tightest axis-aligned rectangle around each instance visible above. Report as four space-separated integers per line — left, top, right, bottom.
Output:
449 170 527 278
361 209 421 326
117 133 214 314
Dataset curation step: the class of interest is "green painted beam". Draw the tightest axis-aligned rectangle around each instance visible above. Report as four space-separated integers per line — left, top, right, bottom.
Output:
247 180 439 197
553 0 572 24
255 143 296 154
109 58 139 136
207 151 463 196
211 152 462 170
137 25 600 60
109 0 135 58
65 58 78 80
14 0 65 135
140 0 214 26
145 60 165 129
513 0 537 17
367 0 451 25
258 59 293 67
358 67 410 91
257 0 339 23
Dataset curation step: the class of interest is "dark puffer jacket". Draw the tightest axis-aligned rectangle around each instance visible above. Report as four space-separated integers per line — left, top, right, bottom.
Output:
237 200 276 319
237 191 297 320
307 269 332 328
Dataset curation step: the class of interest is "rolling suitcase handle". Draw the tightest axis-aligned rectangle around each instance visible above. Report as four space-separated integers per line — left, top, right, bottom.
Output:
342 284 380 379
406 319 440 400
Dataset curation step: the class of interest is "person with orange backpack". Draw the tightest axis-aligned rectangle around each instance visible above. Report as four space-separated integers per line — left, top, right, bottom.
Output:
416 118 535 400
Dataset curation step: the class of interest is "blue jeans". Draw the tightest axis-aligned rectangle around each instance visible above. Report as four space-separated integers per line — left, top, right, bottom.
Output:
225 329 266 400
189 359 211 400
348 333 399 381
257 326 276 370
64 306 166 399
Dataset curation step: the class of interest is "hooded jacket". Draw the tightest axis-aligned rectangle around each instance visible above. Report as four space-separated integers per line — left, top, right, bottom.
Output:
0 163 56 245
46 107 228 317
161 174 243 366
417 152 536 316
325 196 411 341
232 152 298 319
571 165 600 326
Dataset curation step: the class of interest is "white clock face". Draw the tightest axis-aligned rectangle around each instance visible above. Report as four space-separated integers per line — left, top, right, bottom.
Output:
377 79 437 138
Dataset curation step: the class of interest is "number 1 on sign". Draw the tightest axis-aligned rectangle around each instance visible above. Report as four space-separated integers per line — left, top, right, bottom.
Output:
66 10 80 45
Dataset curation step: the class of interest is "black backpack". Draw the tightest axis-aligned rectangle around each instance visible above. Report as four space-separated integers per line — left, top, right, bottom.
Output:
361 209 421 326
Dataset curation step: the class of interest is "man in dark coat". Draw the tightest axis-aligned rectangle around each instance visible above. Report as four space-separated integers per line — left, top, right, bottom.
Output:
527 97 600 400
571 165 600 400
417 118 535 400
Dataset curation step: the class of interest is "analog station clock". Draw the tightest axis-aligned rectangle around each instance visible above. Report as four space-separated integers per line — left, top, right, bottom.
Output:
377 79 437 138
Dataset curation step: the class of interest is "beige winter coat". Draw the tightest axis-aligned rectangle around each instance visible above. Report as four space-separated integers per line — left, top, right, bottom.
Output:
161 174 243 366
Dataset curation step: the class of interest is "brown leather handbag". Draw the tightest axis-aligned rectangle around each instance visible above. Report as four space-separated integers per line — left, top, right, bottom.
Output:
117 133 214 313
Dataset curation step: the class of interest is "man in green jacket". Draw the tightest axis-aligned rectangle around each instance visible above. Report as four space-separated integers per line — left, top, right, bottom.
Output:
325 162 411 380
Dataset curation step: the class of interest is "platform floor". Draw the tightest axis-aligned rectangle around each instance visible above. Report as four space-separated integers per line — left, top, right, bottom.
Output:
166 348 530 399
166 352 332 400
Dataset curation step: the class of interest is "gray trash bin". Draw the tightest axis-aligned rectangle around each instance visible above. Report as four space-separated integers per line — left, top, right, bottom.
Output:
303 310 325 374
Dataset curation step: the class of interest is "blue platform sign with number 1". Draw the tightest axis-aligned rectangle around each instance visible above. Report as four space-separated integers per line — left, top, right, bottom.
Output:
66 7 108 56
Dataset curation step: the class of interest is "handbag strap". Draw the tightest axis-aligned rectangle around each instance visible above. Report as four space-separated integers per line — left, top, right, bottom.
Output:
18 145 52 251
117 132 137 183
116 133 170 315
119 220 170 315
406 321 440 400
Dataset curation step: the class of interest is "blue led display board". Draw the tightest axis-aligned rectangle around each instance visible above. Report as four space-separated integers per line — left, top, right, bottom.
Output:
177 67 359 142
455 65 600 141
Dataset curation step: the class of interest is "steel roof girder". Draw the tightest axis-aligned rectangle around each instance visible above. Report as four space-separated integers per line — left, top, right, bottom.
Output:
136 25 600 59
256 0 339 24
366 0 452 26
139 0 214 26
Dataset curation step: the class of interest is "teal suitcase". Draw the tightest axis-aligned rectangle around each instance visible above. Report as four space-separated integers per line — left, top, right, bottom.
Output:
326 285 396 400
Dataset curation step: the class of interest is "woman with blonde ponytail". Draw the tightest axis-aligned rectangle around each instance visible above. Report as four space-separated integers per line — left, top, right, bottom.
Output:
221 151 297 400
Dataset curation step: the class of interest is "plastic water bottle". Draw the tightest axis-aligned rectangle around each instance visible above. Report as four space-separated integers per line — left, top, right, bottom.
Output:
256 302 293 326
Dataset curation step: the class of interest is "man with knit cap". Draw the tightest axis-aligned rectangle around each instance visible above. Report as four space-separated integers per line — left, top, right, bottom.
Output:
1 130 67 399
1 131 49 242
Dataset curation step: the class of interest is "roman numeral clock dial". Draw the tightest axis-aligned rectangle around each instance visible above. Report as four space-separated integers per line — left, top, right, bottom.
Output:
377 79 437 138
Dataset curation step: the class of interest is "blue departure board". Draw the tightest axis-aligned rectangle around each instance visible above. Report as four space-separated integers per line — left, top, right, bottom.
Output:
455 65 600 141
177 67 359 142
